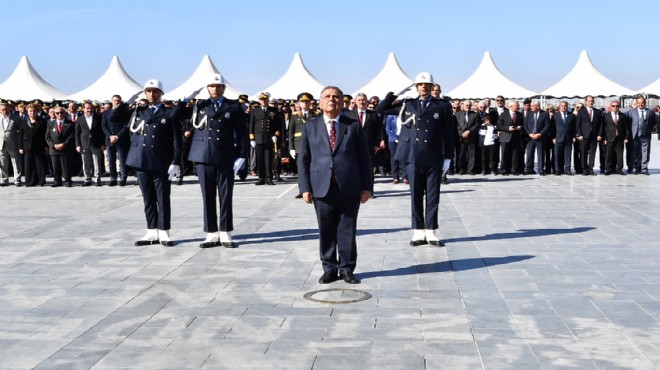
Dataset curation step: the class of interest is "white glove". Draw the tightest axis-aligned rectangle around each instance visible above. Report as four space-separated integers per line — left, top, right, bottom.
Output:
289 149 296 158
167 164 179 181
271 136 277 143
233 158 245 176
442 159 451 172
250 140 256 148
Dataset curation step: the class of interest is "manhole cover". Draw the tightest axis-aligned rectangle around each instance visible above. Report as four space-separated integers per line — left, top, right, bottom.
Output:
303 288 372 304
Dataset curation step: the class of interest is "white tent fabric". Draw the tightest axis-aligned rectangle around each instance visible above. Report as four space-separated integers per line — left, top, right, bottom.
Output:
447 51 537 99
67 56 142 103
0 56 66 101
164 55 245 101
251 53 324 100
353 52 413 99
542 50 634 98
637 77 660 97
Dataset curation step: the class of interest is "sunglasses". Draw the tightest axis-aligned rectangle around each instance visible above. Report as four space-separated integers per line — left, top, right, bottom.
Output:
54 112 65 115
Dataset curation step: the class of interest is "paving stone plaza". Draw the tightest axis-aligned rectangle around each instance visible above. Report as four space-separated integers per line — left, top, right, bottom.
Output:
2 142 660 369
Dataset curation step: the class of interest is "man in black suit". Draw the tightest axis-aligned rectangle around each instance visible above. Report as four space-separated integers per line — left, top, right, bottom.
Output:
249 92 284 185
524 101 550 175
187 74 247 248
497 100 524 175
298 86 373 285
75 102 106 186
456 100 480 175
551 101 576 175
102 95 131 186
46 106 76 187
377 72 455 246
354 93 385 183
600 101 628 175
576 96 602 176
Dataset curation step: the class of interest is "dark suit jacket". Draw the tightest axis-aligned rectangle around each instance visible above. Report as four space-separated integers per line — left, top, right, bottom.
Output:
601 112 629 142
187 98 247 169
352 109 383 157
576 107 603 141
249 106 284 145
19 119 47 152
551 111 576 143
497 110 523 143
126 105 183 173
524 110 550 140
45 119 75 156
376 95 454 166
456 111 480 143
75 114 105 149
298 114 373 199
102 106 130 145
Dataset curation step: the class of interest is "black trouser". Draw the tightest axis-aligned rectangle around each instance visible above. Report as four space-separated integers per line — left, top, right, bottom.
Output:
580 139 598 172
313 181 360 275
24 150 46 186
106 141 129 181
605 140 625 172
255 143 273 180
407 164 440 230
554 142 572 173
197 164 234 233
136 170 171 230
458 140 476 173
500 138 521 174
481 144 498 173
50 153 71 184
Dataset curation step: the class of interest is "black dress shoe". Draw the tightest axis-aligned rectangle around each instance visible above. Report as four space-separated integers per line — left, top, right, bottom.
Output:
428 240 446 247
96 179 102 187
340 272 360 284
109 180 117 187
14 182 22 187
65 182 73 187
539 173 546 176
410 239 427 246
221 241 237 248
255 179 266 185
134 240 159 246
199 241 220 248
119 180 127 187
81 181 92 187
441 177 449 184
176 178 183 186
319 272 338 284
0 183 7 187
617 171 625 175
295 194 303 199
50 183 62 188
160 240 174 247
604 171 611 176
265 179 275 185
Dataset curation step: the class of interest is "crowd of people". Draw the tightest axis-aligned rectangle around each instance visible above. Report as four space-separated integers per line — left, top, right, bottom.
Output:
1 90 659 189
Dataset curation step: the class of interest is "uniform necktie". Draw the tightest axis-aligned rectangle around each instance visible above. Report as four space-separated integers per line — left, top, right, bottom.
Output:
149 106 156 115
57 121 62 134
359 111 364 126
303 112 308 121
214 101 219 112
329 120 336 150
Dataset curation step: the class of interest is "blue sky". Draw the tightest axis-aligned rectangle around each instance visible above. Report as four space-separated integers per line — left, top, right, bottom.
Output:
1 0 658 96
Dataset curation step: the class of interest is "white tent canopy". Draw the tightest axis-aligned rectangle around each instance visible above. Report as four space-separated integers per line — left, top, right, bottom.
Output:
67 56 142 103
164 55 245 101
542 50 634 98
637 77 660 97
447 51 537 99
0 56 66 101
251 53 324 100
353 52 413 99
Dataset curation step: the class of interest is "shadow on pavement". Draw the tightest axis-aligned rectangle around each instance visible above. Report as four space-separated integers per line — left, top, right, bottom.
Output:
444 226 595 243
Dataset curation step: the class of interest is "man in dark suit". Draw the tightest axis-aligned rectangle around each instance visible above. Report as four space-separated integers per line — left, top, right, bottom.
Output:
125 79 182 247
75 102 106 186
551 101 576 175
249 92 284 185
102 95 131 186
46 106 76 187
627 96 656 175
187 74 247 248
0 102 24 186
600 101 628 175
524 101 550 175
456 100 480 175
377 72 454 246
576 96 603 176
353 93 385 184
497 101 524 175
298 86 373 285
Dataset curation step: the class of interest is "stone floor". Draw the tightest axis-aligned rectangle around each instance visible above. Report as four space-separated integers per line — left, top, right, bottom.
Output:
2 142 660 369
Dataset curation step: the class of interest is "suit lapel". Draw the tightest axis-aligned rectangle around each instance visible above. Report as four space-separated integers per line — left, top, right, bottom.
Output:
333 116 348 154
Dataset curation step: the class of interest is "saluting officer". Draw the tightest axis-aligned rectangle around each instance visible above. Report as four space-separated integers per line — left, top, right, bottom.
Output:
126 79 183 247
188 74 247 248
249 92 284 185
376 72 454 246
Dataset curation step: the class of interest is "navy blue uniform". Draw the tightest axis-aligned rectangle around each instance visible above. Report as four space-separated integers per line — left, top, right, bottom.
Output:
125 103 182 230
187 98 247 233
102 107 130 182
